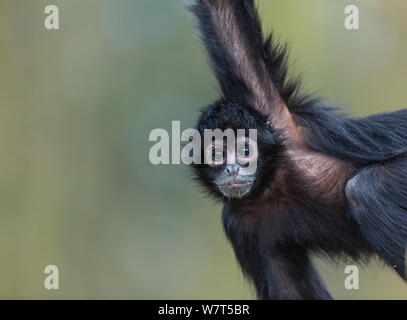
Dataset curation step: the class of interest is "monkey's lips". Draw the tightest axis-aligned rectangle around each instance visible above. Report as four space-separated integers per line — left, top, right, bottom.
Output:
224 181 251 188
217 178 254 198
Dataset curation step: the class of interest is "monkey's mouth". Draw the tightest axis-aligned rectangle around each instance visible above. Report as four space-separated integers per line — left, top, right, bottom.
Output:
223 181 251 188
217 179 254 198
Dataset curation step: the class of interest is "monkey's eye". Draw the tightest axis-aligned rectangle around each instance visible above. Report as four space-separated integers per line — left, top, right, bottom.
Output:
205 143 226 166
212 148 226 162
236 140 258 164
238 145 250 157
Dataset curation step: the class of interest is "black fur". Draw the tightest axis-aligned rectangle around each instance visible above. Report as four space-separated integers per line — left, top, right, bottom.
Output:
300 108 407 164
188 0 407 299
189 0 266 103
345 154 407 279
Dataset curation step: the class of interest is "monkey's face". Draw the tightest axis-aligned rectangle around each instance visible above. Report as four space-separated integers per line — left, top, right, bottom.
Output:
192 102 282 200
203 135 259 198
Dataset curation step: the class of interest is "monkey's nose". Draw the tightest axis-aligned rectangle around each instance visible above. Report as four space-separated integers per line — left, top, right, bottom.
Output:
226 165 240 176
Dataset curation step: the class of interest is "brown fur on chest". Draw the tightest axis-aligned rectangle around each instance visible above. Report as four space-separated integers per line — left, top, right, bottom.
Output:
274 111 356 207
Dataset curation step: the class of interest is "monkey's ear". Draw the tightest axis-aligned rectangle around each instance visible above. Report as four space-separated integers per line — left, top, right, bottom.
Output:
189 0 289 123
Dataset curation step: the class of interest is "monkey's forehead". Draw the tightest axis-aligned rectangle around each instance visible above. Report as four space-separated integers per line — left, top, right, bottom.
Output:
195 101 270 130
205 135 257 145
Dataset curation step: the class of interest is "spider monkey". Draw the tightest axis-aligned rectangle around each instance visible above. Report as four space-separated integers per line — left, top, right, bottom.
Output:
188 0 407 299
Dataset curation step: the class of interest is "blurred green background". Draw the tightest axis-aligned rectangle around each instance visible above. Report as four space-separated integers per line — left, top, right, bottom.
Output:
0 0 406 299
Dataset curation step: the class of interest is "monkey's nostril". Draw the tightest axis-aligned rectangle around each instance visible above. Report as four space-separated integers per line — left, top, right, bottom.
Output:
226 166 239 176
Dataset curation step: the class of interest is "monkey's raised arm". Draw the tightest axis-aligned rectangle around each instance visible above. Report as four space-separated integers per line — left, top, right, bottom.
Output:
189 0 294 128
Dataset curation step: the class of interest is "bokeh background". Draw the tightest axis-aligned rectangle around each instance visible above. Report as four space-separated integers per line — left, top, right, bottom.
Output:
0 0 406 299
